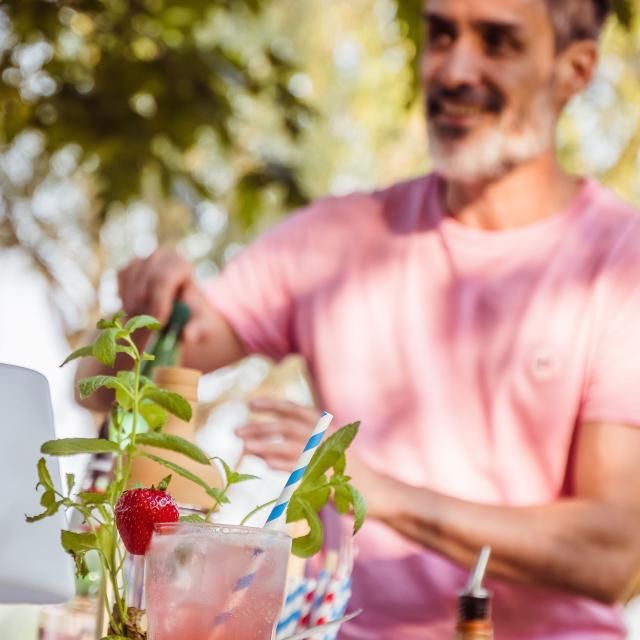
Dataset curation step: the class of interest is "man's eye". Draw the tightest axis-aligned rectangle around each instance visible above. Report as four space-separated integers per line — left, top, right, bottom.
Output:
428 27 454 48
484 29 521 55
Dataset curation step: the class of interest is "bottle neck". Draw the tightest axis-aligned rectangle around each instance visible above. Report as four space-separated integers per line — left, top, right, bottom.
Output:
455 621 493 640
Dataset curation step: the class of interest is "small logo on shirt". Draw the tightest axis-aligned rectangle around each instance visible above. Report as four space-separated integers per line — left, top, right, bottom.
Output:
530 346 559 381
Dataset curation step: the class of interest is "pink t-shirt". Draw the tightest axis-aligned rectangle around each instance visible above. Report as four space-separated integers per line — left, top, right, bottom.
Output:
205 174 640 639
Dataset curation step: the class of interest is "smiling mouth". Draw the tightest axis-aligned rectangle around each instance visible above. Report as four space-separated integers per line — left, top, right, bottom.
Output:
427 86 504 129
436 101 487 118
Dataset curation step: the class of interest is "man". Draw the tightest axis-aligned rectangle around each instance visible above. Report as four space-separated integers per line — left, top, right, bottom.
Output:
79 0 640 637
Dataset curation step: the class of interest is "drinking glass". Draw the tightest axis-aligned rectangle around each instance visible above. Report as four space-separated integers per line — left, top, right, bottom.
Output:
145 522 291 640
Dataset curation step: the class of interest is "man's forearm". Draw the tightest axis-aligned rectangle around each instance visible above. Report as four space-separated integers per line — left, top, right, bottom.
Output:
375 478 640 604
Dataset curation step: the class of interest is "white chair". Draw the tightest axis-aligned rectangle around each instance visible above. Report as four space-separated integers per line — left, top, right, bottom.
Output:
0 363 75 604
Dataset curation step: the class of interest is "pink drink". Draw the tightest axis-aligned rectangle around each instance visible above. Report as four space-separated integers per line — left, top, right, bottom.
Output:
145 523 291 640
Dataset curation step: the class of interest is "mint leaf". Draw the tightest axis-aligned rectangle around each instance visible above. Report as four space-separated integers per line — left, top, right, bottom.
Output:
348 483 367 534
40 489 58 510
208 487 231 505
36 457 54 491
115 345 136 360
302 422 359 485
136 432 210 465
139 402 168 431
77 491 110 505
288 475 331 522
62 530 98 579
141 453 219 501
213 457 258 486
96 311 125 330
180 514 206 523
93 329 118 367
61 530 98 554
66 473 75 495
60 345 94 368
333 483 351 515
78 375 129 400
215 456 233 484
42 438 120 456
124 315 161 334
291 500 323 558
142 387 192 422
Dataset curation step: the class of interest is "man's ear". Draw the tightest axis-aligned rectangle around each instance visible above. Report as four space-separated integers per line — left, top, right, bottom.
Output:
554 40 599 106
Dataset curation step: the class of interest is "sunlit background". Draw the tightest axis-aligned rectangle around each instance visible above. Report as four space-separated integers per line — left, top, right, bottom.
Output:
0 0 639 637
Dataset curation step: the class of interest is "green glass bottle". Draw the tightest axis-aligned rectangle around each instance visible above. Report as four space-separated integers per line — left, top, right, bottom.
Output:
141 301 191 378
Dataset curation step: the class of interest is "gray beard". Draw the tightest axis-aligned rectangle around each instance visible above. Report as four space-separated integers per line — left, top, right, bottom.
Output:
427 97 557 184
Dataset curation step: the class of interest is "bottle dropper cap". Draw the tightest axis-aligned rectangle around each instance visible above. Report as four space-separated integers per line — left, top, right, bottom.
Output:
459 546 492 623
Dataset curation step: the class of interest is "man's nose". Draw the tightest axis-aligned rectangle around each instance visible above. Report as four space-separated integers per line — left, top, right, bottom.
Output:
437 40 482 89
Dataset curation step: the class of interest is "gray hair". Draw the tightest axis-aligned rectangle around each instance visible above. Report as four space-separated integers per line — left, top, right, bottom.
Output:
546 0 611 50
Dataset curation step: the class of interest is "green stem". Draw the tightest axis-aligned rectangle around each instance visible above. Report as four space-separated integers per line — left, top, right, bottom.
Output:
240 499 278 526
121 336 142 494
85 516 124 634
204 481 230 522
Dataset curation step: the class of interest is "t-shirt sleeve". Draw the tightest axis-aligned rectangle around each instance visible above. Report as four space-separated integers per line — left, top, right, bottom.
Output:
202 211 309 362
581 226 640 427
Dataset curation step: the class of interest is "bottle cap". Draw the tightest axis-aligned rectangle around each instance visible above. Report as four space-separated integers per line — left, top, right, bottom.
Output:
458 591 492 622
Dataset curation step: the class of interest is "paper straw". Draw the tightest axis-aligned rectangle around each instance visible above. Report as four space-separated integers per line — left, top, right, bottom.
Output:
265 411 333 529
309 552 338 626
295 578 318 631
276 579 308 638
209 411 333 637
278 610 362 640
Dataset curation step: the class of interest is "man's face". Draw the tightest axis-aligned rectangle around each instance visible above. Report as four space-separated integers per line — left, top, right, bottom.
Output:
423 0 564 183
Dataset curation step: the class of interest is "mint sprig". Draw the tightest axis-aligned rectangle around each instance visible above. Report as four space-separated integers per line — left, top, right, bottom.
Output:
28 312 237 639
240 422 367 558
287 421 366 557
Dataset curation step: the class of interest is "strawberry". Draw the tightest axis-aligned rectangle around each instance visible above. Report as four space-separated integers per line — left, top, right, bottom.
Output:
115 487 179 555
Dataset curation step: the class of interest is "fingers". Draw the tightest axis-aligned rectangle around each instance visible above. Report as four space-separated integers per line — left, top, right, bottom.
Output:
236 419 310 444
248 398 321 424
146 252 193 324
180 281 213 344
117 249 194 326
236 399 323 471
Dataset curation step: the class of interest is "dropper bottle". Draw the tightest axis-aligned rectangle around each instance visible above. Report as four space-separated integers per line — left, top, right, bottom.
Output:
455 546 493 640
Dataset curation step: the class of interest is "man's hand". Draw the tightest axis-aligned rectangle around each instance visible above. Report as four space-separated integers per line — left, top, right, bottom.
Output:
117 248 213 344
236 398 322 472
75 248 246 411
236 398 391 517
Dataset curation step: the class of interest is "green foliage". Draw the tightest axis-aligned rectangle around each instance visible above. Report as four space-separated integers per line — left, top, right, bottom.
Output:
41 438 120 456
287 422 366 557
136 432 210 465
0 0 312 219
28 313 241 638
612 0 637 27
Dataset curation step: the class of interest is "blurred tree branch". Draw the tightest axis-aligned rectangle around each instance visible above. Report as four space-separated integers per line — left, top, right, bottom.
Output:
0 0 312 220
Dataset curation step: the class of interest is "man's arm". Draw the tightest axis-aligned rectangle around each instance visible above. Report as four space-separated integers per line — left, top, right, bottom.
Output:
237 402 640 604
75 249 246 413
352 420 640 604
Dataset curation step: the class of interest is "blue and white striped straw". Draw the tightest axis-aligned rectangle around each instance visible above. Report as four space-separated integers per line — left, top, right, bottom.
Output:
209 411 333 637
265 411 333 529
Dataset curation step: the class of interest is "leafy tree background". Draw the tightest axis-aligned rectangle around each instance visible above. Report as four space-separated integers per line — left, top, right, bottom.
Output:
0 0 637 334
